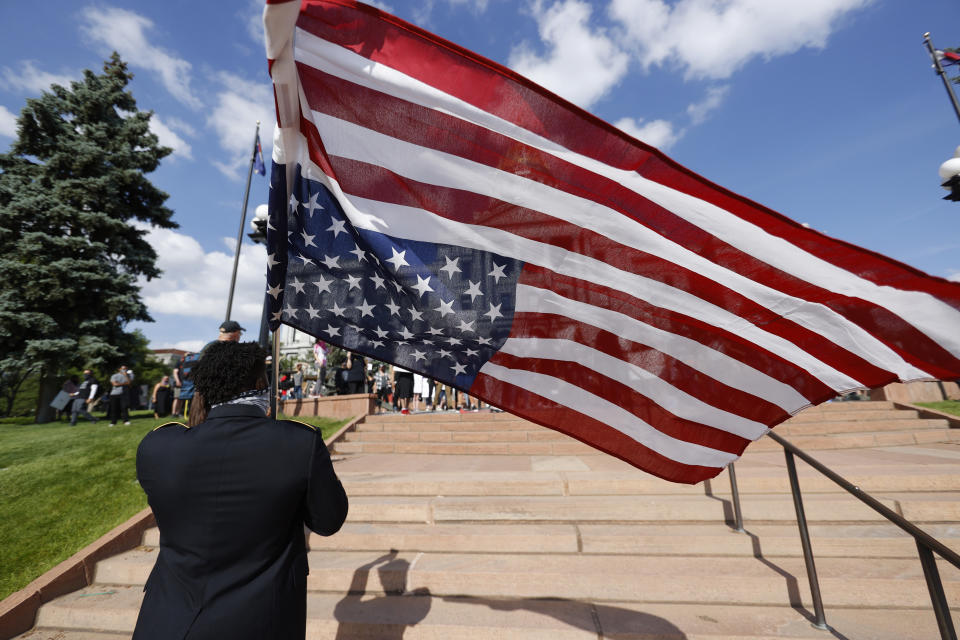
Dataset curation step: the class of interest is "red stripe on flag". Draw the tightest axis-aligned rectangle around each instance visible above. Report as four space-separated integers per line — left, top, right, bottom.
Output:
509 311 790 426
296 65 960 378
296 0 960 310
323 151 895 388
486 350 753 455
517 266 836 405
471 371 725 484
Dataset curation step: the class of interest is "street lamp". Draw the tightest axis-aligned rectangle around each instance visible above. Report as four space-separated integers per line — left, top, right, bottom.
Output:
923 33 960 202
939 147 960 201
249 203 269 244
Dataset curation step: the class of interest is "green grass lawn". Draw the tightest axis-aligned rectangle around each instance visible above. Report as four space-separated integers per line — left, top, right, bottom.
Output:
0 409 347 601
915 400 960 418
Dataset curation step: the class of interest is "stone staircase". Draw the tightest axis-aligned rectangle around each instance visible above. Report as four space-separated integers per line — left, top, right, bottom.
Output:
334 401 960 455
15 400 960 639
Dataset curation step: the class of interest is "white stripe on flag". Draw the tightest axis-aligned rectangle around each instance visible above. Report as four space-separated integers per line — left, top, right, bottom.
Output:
306 109 932 381
514 284 810 412
497 336 770 439
295 29 960 362
478 360 739 468
326 185 863 393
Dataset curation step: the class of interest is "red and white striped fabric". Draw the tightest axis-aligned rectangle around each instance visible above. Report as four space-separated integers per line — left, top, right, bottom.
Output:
264 0 960 483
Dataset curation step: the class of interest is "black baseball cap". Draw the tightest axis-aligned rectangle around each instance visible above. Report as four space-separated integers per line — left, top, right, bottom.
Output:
219 320 245 333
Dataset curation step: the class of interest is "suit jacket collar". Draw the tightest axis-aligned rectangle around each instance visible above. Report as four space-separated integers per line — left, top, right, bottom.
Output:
206 403 269 420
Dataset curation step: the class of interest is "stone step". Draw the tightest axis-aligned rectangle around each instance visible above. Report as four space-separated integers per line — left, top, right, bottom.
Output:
347 419 950 445
365 412 526 424
342 429 574 443
27 585 959 639
138 521 960 559
90 548 960 609
128 493 960 532
337 428 960 455
776 418 949 435
785 409 917 423
750 428 960 451
796 401 896 412
356 419 540 432
567 469 960 496
334 440 598 456
413 493 960 525
328 469 960 497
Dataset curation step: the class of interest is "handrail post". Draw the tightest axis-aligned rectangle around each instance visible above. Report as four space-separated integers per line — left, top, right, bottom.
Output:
917 540 958 640
784 449 829 630
727 463 745 532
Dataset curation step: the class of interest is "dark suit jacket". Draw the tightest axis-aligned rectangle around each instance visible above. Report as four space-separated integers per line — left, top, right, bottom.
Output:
133 404 348 640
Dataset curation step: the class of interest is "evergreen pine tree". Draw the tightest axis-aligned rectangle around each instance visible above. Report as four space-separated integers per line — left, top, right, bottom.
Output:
0 53 176 421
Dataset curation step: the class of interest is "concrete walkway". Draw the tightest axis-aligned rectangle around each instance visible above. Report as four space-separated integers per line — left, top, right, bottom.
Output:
15 401 960 639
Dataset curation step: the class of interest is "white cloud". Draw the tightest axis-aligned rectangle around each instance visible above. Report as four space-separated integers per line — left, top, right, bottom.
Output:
243 0 266 48
687 85 729 125
149 116 193 160
0 105 16 138
367 0 395 11
444 0 488 13
174 339 206 353
615 116 679 150
948 271 960 282
80 6 201 108
509 0 630 109
614 86 728 150
609 0 871 80
1 61 76 94
138 225 267 333
207 72 275 179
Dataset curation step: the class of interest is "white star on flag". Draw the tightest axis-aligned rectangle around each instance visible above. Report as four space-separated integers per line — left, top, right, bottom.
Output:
439 256 461 278
464 280 483 301
412 275 433 297
327 218 348 237
313 275 333 294
385 247 409 270
488 263 507 282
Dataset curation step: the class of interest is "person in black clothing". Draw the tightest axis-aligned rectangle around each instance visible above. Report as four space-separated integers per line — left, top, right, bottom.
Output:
133 342 348 640
151 375 173 418
345 352 366 394
70 370 99 425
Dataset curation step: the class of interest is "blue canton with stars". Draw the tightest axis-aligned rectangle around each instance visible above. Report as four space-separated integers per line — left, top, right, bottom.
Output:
266 163 523 390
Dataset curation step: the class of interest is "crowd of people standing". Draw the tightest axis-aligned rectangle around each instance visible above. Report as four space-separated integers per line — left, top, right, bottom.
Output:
57 321 488 425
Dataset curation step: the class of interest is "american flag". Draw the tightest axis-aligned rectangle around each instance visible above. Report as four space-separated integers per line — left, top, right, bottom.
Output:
263 0 960 484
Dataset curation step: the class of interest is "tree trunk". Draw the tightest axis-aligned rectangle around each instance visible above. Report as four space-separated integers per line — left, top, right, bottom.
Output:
0 368 32 417
34 365 61 424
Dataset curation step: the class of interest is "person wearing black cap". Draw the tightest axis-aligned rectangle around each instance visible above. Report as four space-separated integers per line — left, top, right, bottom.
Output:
173 320 246 416
214 320 245 346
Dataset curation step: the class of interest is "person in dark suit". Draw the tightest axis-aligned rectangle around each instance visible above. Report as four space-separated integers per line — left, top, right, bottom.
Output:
133 341 348 640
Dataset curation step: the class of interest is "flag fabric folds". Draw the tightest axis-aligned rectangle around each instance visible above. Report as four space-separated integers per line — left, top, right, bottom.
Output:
937 49 960 66
262 0 960 484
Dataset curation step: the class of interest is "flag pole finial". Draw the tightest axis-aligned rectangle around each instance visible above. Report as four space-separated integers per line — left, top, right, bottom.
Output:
922 31 960 125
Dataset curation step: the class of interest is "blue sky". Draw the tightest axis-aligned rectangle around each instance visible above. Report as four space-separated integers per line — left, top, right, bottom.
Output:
1 0 958 353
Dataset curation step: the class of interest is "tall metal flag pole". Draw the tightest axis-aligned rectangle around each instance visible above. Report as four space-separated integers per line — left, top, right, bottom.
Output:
923 32 960 125
225 121 262 322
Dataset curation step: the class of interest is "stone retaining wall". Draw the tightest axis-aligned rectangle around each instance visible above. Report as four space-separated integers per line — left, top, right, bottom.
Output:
279 393 376 419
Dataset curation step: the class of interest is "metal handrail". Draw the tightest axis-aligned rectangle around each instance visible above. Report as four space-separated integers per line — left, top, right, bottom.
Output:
727 431 960 639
